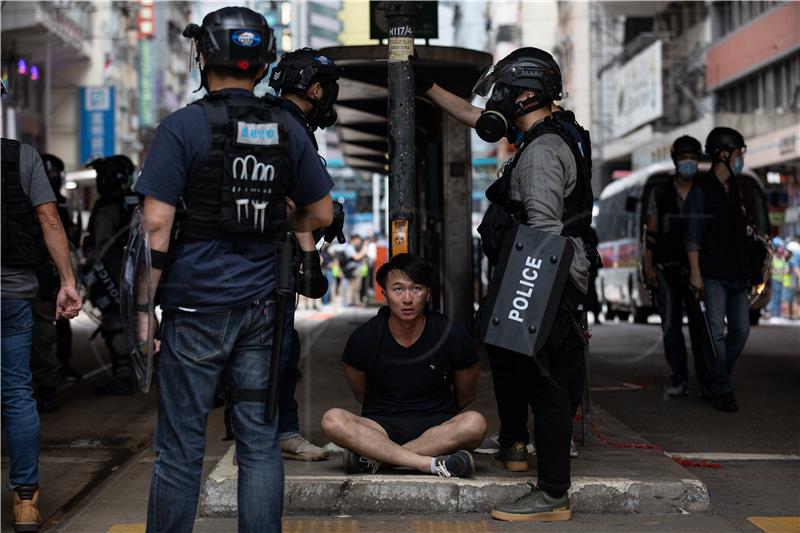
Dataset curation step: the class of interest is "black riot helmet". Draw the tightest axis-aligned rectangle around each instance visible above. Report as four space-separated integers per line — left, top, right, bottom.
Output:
269 48 341 130
473 47 563 143
670 136 702 161
40 153 66 193
88 155 135 197
183 6 276 90
705 127 746 160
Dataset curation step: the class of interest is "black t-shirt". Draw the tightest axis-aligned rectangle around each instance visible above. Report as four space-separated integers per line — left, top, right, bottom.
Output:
342 315 479 417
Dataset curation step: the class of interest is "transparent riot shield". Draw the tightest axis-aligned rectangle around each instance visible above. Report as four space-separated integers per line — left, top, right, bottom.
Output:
120 206 155 393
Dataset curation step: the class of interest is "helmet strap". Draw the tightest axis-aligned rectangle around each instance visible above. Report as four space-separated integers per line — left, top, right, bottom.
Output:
513 93 547 118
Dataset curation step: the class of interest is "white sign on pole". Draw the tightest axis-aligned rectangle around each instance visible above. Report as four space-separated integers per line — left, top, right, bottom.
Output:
612 40 663 138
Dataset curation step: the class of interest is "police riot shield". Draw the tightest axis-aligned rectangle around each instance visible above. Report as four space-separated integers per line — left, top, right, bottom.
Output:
120 206 155 393
478 224 574 358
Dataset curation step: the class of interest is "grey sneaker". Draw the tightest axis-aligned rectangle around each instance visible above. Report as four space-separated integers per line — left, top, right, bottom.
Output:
491 482 571 522
281 435 330 461
434 450 475 478
343 448 381 474
666 381 689 397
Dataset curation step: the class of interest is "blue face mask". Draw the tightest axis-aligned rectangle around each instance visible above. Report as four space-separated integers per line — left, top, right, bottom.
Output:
732 157 744 176
676 160 698 178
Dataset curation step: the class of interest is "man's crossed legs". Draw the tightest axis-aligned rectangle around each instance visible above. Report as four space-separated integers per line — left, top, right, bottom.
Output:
321 409 487 478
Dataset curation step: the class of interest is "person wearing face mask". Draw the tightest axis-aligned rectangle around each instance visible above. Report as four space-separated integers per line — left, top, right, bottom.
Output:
267 48 345 462
684 127 750 413
643 136 708 398
417 48 593 522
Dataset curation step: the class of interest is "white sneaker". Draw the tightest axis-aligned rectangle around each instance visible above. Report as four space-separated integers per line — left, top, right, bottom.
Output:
666 382 689 397
281 435 330 461
570 438 579 458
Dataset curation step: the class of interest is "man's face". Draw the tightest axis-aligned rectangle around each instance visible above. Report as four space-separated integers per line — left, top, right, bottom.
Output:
383 270 429 322
674 152 699 163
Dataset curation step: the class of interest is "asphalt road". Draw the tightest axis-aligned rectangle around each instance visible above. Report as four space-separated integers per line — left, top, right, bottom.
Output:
2 311 798 532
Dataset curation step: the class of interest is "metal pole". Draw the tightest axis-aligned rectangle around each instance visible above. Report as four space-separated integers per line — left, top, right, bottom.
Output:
383 1 417 257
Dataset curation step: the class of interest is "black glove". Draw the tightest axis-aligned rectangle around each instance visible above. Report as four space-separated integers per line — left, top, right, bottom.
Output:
297 250 329 299
409 53 434 94
313 201 346 244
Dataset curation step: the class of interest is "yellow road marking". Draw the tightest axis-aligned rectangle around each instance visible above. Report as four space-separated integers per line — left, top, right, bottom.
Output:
106 525 145 533
748 517 800 533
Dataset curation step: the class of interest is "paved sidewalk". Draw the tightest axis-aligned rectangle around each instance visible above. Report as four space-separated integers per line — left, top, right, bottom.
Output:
200 307 710 517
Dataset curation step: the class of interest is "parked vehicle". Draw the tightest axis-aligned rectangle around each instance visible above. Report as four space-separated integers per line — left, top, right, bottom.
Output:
593 161 771 324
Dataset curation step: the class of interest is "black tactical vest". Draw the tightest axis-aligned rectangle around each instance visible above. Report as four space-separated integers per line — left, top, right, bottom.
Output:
1 139 44 268
178 92 294 242
276 95 319 150
653 179 689 268
694 172 748 283
479 114 594 266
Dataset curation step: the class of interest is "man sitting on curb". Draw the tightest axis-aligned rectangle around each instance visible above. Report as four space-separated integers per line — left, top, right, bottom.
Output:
321 254 487 478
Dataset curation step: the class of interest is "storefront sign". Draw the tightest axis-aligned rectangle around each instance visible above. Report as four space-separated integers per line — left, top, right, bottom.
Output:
611 40 663 138
79 86 115 163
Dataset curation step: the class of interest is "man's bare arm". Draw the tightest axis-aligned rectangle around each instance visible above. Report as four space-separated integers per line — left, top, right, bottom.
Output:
289 194 334 233
36 202 81 319
36 202 75 286
343 363 366 405
425 84 482 129
142 196 176 293
454 362 481 409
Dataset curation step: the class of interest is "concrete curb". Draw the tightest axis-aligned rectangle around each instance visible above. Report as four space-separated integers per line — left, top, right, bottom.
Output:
199 447 710 517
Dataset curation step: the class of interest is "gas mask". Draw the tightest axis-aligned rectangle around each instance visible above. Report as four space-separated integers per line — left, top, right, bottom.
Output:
307 81 338 131
476 84 520 144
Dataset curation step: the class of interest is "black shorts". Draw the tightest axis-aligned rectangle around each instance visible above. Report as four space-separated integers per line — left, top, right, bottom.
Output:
365 412 454 445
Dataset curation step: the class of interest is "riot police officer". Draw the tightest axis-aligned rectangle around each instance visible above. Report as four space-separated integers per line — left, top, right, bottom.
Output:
1 135 82 530
134 7 333 531
267 47 343 462
31 154 82 411
684 127 752 412
419 48 593 522
83 155 139 395
643 137 708 397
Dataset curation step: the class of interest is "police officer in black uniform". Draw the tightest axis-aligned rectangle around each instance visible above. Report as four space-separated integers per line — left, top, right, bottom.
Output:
83 155 139 395
267 47 343 461
644 136 708 397
684 127 752 412
418 48 593 522
134 7 333 531
31 154 83 411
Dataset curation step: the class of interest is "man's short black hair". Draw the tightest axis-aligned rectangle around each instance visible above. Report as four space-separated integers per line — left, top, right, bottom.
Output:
376 253 435 290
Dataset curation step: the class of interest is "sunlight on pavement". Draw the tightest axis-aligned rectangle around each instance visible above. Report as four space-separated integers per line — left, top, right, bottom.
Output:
748 516 800 533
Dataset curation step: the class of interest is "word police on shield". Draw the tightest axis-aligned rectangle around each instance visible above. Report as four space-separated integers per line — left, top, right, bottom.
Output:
479 224 574 358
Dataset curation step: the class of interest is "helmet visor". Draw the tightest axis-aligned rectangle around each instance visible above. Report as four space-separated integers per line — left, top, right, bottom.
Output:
472 59 559 98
